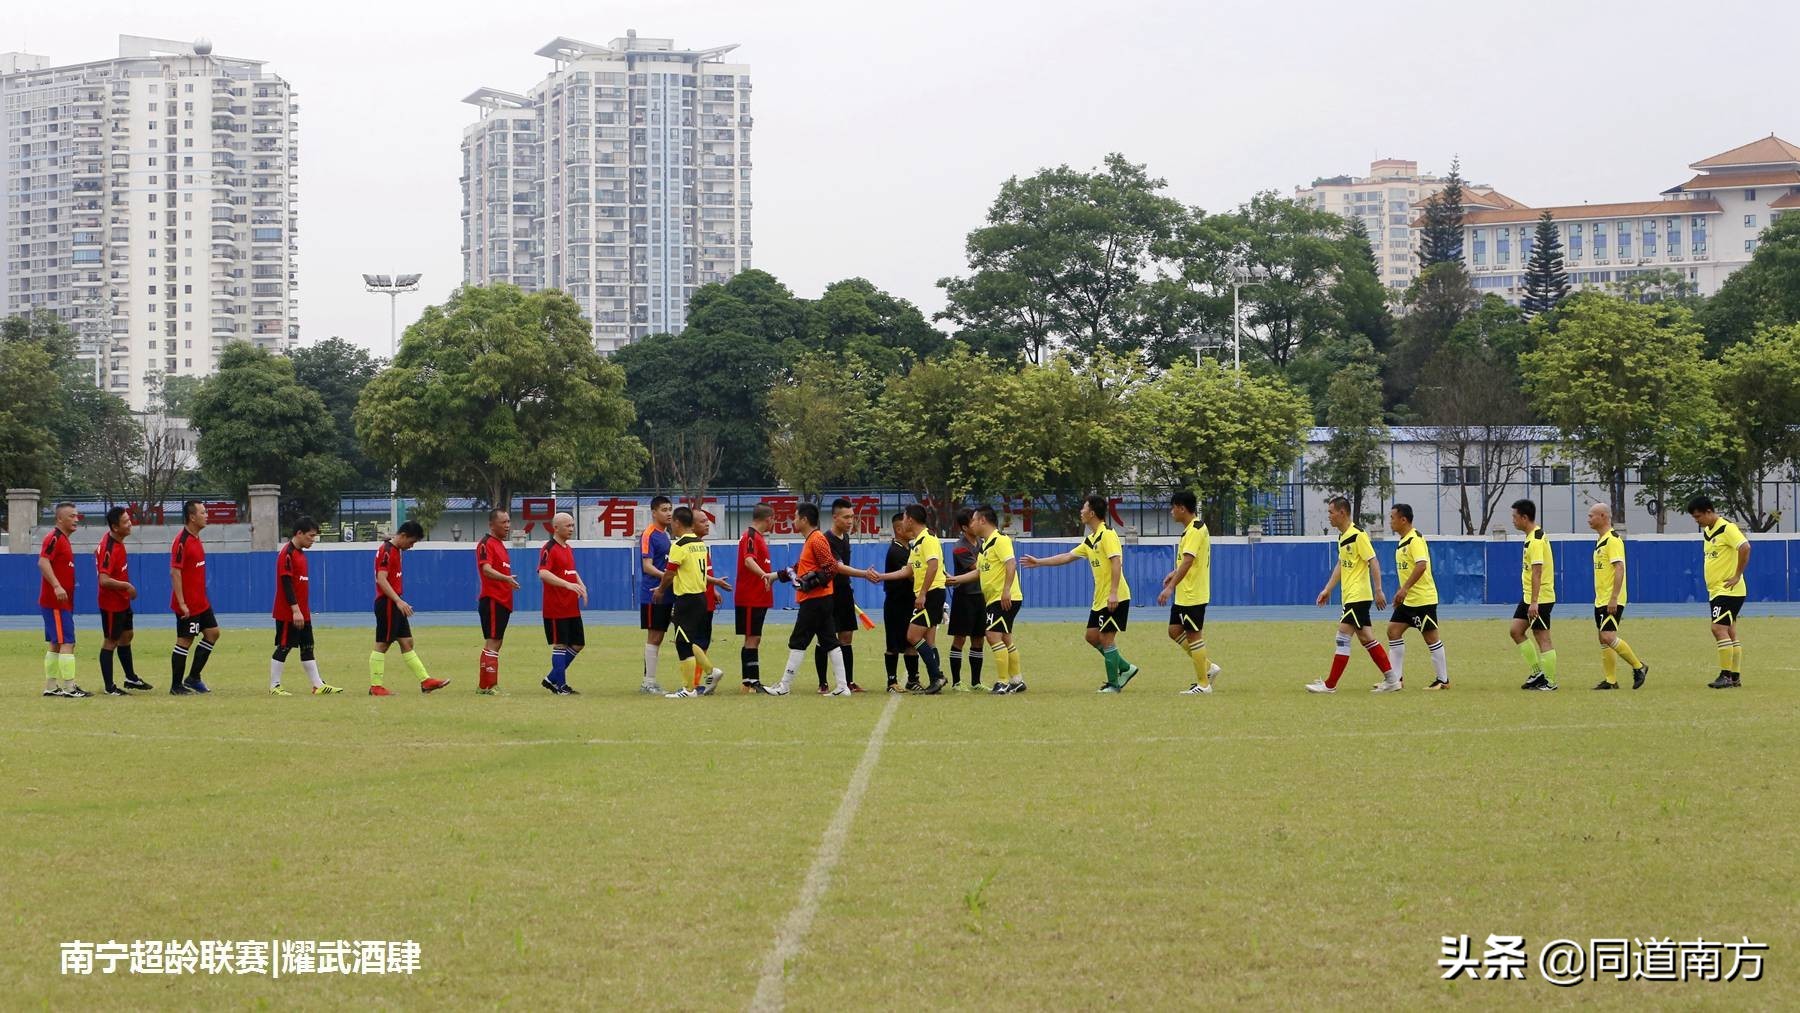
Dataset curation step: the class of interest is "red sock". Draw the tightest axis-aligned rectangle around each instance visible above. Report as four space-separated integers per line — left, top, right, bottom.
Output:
1326 652 1350 689
1366 642 1392 675
479 649 499 689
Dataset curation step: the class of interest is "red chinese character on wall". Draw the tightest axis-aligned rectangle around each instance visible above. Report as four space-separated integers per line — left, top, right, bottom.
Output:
761 495 798 534
204 501 238 524
1108 497 1124 528
848 495 882 535
519 497 555 536
1000 495 1033 535
595 497 638 537
127 502 165 526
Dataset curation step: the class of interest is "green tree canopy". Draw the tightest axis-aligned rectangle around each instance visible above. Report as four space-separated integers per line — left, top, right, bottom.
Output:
1685 324 1800 531
1698 212 1800 351
1417 159 1466 268
614 327 784 487
189 343 352 518
1312 361 1392 524
766 352 880 500
291 336 385 486
1521 209 1571 317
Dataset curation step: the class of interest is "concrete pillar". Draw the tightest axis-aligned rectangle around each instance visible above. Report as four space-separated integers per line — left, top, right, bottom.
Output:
6 488 40 553
248 484 281 552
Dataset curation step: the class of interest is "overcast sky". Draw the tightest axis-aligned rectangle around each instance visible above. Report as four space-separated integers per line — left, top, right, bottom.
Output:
10 0 1797 355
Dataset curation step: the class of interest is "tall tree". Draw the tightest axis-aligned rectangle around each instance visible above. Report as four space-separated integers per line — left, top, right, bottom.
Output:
1416 158 1466 268
1698 212 1800 352
614 328 784 487
1680 324 1800 531
1389 262 1480 409
189 343 353 519
355 284 644 509
872 348 1007 527
1312 362 1391 524
1417 347 1533 534
803 278 948 374
0 334 62 495
766 352 879 500
1520 210 1570 317
937 153 1187 365
291 336 385 486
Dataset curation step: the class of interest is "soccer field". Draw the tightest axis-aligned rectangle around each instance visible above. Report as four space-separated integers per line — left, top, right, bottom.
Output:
4 616 1797 1009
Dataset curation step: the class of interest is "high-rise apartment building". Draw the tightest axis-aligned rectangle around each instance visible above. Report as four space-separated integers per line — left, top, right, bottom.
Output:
462 31 752 353
1 35 299 408
1294 159 1522 289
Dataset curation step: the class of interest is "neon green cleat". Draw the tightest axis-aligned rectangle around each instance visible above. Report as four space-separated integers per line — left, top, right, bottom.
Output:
475 687 499 696
312 683 344 695
270 686 292 697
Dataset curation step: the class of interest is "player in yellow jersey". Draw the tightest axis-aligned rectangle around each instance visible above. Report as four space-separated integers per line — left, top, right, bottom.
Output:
1509 499 1559 691
1381 503 1447 692
1156 490 1223 695
1687 495 1751 689
870 503 951 693
1023 494 1140 692
947 506 1028 694
656 506 733 698
1306 495 1395 694
1586 503 1649 691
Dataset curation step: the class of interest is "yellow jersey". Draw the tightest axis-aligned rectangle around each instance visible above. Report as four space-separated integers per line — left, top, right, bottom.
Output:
1591 529 1627 607
909 531 947 594
1520 527 1556 603
1174 520 1210 606
1701 519 1750 598
1072 523 1131 610
976 533 1023 605
666 535 710 596
1336 526 1375 604
1395 531 1437 607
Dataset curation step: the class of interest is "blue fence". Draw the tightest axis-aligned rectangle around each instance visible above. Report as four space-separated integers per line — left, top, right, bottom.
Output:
3 537 1791 617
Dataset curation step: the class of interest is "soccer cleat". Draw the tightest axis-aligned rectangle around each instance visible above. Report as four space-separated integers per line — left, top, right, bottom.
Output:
639 682 665 695
665 687 698 699
64 685 92 698
1115 664 1140 691
1426 679 1450 690
1519 669 1544 690
1371 677 1403 693
43 688 64 697
828 686 853 697
558 683 580 695
1707 671 1740 689
766 682 791 697
959 682 978 693
1180 682 1211 695
1522 673 1557 691
475 687 498 696
420 678 451 693
903 680 923 693
817 686 833 696
742 680 764 694
270 686 293 697
1632 664 1649 690
1592 680 1618 690
848 682 865 693
886 682 905 693
1007 680 1026 694
314 684 344 695
183 677 210 694
369 685 392 696
922 678 947 695
701 668 725 694
105 685 128 697
169 683 192 696
123 676 153 691
1098 684 1121 694
989 681 1011 695
1304 679 1335 694
1206 662 1221 689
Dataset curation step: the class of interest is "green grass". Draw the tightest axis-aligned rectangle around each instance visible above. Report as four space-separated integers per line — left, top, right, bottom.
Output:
3 617 1797 1009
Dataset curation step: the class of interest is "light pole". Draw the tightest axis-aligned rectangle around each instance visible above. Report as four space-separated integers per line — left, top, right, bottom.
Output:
1229 267 1263 377
361 273 422 358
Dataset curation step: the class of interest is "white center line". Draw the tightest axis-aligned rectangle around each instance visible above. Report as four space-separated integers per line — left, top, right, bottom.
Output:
749 693 901 1013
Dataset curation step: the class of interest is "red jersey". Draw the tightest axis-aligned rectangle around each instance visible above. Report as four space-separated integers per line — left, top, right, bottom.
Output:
169 528 209 614
476 534 514 608
38 529 75 610
795 529 836 603
705 550 720 612
735 527 773 608
274 541 311 620
374 539 404 603
538 538 581 619
95 532 131 612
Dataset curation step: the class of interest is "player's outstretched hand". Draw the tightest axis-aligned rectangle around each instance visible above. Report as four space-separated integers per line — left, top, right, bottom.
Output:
718 579 733 592
1021 555 1040 568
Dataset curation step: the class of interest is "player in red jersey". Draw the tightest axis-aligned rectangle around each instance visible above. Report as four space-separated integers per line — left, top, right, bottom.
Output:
169 500 221 695
475 508 521 695
538 511 588 695
38 501 88 698
734 503 777 691
369 520 450 696
269 516 340 695
95 506 151 694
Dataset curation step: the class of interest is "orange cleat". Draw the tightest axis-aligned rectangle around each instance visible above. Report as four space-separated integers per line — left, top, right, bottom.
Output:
420 678 451 694
368 685 392 696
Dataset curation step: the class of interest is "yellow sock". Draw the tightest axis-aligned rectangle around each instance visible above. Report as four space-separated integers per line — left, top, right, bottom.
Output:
1717 641 1734 671
1612 638 1643 669
58 652 76 688
1007 644 1022 681
1601 647 1617 684
692 645 713 687
368 651 385 686
1732 642 1743 673
402 650 430 682
44 651 59 690
1186 638 1211 684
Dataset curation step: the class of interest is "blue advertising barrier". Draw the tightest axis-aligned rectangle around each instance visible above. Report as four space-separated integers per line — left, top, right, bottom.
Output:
3 536 1792 616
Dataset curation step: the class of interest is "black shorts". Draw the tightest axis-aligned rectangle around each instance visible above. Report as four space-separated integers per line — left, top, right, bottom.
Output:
175 608 218 639
672 594 712 658
789 597 840 652
544 615 585 647
910 588 946 629
884 600 913 653
640 601 672 632
374 601 412 643
274 619 315 651
1512 601 1554 629
1087 601 1131 632
100 608 134 640
479 599 512 640
1167 603 1207 633
734 605 768 637
948 594 986 637
833 592 858 637
984 601 1023 635
1593 606 1624 631
1338 601 1373 630
1390 603 1438 631
1709 595 1746 627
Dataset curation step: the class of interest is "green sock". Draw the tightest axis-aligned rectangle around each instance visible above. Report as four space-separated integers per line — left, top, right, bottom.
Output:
1103 646 1131 679
369 651 386 686
1095 643 1118 684
402 650 430 682
1540 649 1558 684
58 653 76 688
1516 640 1540 671
44 651 59 690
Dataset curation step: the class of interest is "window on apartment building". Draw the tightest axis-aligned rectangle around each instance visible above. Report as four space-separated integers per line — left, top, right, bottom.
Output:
1744 214 1757 228
1528 466 1572 486
1744 189 1756 201
1746 239 1758 252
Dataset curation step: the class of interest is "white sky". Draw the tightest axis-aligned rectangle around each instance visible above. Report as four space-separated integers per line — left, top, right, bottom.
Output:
10 0 1797 355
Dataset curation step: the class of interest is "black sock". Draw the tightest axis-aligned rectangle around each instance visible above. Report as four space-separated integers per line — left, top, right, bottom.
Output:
904 654 920 683
885 653 898 685
814 646 829 690
970 646 984 686
950 648 964 684
741 648 760 683
118 644 137 679
99 648 116 690
919 642 942 680
840 643 855 686
187 639 214 680
171 644 189 684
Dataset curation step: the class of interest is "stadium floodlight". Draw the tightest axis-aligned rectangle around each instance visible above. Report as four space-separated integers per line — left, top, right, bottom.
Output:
1229 266 1265 379
362 272 423 357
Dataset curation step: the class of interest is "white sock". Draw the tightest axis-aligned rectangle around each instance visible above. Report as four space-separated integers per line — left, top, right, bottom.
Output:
643 644 660 685
779 648 805 689
1387 640 1405 682
269 659 283 688
1430 640 1448 682
829 647 848 691
303 659 324 689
